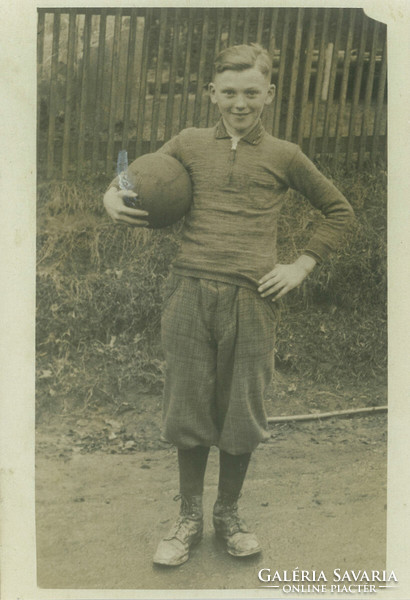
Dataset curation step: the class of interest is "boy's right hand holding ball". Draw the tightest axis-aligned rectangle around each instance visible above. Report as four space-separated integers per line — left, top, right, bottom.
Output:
103 187 149 227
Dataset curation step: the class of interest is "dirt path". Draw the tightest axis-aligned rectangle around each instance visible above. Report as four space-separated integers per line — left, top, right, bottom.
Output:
36 400 387 591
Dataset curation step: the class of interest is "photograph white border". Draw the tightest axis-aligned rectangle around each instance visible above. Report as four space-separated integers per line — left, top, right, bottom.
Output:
1 1 409 598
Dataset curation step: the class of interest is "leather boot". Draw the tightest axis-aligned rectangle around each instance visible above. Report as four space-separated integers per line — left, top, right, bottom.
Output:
153 494 203 566
213 492 261 557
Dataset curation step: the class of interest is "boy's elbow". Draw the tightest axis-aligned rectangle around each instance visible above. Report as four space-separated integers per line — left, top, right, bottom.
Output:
345 202 355 224
335 194 355 224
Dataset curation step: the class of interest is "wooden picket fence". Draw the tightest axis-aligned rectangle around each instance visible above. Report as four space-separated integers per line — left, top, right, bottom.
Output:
37 7 387 179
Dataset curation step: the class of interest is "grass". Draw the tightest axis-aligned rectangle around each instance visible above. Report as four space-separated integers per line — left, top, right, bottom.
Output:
36 164 387 415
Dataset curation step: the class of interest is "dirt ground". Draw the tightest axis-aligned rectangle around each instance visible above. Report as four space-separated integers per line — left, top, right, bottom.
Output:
35 376 387 591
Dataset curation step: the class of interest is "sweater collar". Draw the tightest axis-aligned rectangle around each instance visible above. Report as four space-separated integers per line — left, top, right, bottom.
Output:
215 119 265 145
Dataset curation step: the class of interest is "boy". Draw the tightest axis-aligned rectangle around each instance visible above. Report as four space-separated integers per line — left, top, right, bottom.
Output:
103 44 354 566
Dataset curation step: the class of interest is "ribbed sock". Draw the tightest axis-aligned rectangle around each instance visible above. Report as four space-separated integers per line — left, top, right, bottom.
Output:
178 446 210 496
218 450 251 502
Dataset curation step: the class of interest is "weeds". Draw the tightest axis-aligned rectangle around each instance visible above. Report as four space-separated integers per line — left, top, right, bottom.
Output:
36 166 387 415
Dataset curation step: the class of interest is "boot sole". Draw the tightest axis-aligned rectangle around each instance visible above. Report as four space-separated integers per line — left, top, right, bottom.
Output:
226 544 262 557
214 531 262 557
153 532 203 567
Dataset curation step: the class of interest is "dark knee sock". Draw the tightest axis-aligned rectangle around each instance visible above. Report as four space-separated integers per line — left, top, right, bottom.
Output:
218 450 251 502
178 446 210 496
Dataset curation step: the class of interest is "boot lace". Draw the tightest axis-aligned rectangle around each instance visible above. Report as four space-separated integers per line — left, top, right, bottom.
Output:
164 495 202 541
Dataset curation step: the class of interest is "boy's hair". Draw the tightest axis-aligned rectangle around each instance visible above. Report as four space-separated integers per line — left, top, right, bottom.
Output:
214 44 272 79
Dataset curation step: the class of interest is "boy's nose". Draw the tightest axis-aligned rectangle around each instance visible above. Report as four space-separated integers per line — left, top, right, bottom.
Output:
233 94 247 110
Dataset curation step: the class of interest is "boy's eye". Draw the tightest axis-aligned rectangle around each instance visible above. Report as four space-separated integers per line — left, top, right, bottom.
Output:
246 90 259 97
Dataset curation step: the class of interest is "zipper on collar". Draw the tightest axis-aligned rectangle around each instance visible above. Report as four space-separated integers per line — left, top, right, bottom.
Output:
228 137 238 183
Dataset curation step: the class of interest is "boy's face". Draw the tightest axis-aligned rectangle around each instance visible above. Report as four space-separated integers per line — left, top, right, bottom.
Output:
209 67 275 137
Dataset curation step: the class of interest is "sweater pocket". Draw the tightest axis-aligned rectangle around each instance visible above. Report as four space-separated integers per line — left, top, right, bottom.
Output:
248 176 285 210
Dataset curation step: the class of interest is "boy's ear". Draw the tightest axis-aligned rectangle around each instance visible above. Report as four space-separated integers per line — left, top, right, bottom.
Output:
265 83 276 106
208 82 218 105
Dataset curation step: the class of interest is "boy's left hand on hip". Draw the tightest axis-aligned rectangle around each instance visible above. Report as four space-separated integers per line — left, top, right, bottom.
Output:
258 256 316 301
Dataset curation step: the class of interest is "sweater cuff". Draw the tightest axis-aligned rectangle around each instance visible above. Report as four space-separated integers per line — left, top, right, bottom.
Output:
302 248 324 264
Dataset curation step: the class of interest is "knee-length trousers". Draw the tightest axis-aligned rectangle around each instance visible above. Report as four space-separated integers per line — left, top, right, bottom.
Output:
161 273 279 455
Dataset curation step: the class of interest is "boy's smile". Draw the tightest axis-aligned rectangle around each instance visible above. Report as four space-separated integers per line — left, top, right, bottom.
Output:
209 67 275 138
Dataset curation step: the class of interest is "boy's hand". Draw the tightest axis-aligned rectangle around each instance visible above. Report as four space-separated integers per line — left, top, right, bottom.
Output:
103 187 149 227
258 255 317 301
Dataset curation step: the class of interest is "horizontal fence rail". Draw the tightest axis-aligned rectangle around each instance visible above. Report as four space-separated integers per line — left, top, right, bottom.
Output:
37 7 387 178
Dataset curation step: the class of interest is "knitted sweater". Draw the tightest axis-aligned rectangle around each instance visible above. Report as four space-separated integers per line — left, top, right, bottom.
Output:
158 119 354 289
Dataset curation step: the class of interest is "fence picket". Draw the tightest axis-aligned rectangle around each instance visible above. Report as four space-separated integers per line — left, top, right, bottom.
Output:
135 8 152 157
321 9 343 158
37 11 45 82
77 11 91 173
179 11 194 131
150 9 168 152
371 32 387 162
242 8 251 43
261 9 279 135
46 10 60 178
129 16 145 152
37 10 45 156
228 8 238 46
62 10 76 178
91 10 107 170
273 9 291 138
256 9 265 44
193 9 210 127
308 8 330 159
164 9 181 141
334 10 356 163
106 11 123 172
285 8 304 141
121 14 136 150
268 8 279 54
297 9 317 146
346 11 369 165
358 20 379 168
207 9 224 127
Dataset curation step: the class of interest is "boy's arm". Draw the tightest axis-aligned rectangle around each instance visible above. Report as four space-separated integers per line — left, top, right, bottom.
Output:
286 147 355 262
259 147 354 301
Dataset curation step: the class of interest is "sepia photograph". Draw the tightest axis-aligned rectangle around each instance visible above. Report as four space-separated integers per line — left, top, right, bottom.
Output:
1 1 409 599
